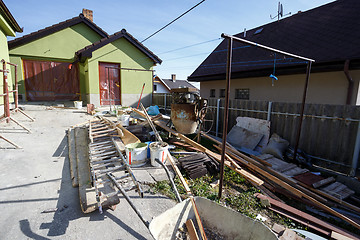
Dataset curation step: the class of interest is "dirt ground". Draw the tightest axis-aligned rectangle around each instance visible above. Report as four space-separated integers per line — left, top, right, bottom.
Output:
0 103 176 240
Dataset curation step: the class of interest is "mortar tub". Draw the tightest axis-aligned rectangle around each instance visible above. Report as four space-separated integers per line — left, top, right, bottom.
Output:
171 103 198 134
125 142 148 167
149 197 277 240
149 142 169 167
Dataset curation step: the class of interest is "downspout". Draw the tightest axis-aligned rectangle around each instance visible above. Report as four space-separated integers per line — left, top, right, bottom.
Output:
344 59 354 105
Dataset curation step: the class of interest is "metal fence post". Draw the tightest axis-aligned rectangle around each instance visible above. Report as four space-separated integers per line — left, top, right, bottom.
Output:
267 101 272 121
350 122 360 176
216 98 220 137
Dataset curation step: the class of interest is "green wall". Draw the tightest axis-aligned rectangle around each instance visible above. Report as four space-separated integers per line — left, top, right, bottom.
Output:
9 23 104 96
86 37 154 97
0 27 14 104
10 23 102 60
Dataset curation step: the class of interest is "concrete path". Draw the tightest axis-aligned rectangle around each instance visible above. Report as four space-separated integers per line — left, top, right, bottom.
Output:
0 104 176 240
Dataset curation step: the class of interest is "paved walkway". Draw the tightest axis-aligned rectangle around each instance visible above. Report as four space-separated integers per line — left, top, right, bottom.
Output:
0 103 176 240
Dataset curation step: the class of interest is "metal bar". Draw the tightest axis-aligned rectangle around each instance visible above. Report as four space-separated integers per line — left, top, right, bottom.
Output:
164 93 167 113
207 105 360 122
140 103 162 143
350 122 360 176
111 138 144 198
105 66 154 72
14 108 35 121
216 98 220 137
293 62 312 161
267 101 272 121
9 116 31 133
0 135 21 149
221 33 315 62
107 172 150 228
155 158 182 203
218 38 233 199
90 166 103 214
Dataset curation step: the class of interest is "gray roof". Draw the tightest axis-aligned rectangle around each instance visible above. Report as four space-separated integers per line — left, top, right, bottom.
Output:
161 78 197 90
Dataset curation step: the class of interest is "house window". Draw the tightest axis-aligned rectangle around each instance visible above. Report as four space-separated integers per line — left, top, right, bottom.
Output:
210 89 215 98
235 88 250 100
153 84 157 91
219 89 225 98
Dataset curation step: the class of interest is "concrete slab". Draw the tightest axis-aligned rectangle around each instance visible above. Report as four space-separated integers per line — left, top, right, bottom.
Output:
0 103 176 240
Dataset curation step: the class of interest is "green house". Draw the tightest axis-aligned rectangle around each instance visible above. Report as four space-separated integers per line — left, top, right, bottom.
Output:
0 0 22 104
8 12 161 107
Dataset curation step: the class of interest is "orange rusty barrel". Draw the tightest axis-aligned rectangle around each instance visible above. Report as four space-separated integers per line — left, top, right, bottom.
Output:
171 103 198 134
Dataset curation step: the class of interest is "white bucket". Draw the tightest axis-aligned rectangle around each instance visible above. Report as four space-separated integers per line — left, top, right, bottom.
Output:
118 114 130 127
150 142 169 167
74 101 82 109
125 143 148 167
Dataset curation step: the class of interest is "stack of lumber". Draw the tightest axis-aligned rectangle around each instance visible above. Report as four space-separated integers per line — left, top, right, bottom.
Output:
178 153 219 179
131 108 360 238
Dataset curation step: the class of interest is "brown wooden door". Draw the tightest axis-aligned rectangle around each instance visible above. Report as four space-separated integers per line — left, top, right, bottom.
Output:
23 60 79 101
99 62 121 105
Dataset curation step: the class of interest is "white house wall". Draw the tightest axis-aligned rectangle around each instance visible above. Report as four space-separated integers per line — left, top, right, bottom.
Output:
154 82 170 94
200 70 360 105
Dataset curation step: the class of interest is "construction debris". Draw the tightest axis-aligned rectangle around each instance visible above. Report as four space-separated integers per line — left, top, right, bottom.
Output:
64 106 359 239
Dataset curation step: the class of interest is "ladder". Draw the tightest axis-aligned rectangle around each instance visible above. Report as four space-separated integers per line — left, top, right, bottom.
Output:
88 117 143 213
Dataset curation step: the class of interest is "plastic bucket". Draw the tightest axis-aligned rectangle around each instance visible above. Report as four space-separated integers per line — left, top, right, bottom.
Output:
74 101 83 109
125 143 148 167
150 142 169 167
118 114 130 127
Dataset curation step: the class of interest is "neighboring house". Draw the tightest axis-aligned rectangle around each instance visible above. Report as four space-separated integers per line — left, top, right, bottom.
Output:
8 9 161 107
0 0 22 104
153 74 198 94
188 0 360 105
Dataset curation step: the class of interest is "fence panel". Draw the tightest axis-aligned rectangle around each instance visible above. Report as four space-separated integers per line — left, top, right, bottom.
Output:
152 93 360 174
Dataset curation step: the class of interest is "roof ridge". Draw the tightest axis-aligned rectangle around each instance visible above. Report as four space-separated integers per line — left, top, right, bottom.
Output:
8 14 108 49
75 28 162 64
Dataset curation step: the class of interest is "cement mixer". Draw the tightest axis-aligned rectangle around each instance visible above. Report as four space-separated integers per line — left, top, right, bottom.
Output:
170 87 208 134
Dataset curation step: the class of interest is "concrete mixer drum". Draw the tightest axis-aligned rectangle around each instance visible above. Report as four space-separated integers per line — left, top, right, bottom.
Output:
170 88 209 134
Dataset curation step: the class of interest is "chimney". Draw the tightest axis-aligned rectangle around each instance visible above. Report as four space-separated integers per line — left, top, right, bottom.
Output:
82 9 93 22
171 74 176 82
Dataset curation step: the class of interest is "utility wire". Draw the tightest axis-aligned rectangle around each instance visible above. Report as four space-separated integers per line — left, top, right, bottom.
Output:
158 38 221 55
141 0 206 43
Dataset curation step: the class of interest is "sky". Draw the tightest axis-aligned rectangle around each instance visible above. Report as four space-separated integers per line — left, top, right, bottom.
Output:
5 0 334 87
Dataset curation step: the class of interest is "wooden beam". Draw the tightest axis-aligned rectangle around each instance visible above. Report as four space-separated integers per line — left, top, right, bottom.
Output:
186 219 200 240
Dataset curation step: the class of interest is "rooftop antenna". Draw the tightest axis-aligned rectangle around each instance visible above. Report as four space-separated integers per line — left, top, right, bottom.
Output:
270 2 291 21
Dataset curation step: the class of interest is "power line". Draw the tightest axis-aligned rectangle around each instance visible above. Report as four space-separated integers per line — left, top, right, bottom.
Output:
141 0 206 43
158 38 221 55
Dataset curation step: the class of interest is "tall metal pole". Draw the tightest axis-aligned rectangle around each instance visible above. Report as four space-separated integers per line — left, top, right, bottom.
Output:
218 38 233 199
293 61 312 161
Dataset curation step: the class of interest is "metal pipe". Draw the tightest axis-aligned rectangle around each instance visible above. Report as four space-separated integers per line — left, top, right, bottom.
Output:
344 60 354 105
293 61 312 161
221 33 315 62
218 38 233 199
267 101 272 121
106 173 150 228
164 93 167 113
155 158 182 203
216 98 220 137
350 122 360 177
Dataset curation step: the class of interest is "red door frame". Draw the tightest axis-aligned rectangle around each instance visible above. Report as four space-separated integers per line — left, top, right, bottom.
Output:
98 62 121 106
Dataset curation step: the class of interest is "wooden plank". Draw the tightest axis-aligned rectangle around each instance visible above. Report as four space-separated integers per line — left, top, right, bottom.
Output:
166 152 207 240
186 219 200 240
67 128 78 187
313 177 335 189
255 194 359 240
